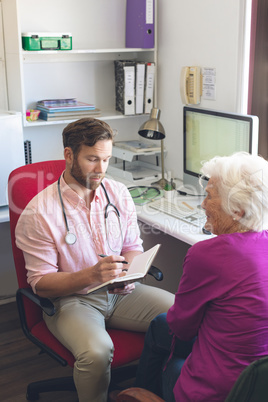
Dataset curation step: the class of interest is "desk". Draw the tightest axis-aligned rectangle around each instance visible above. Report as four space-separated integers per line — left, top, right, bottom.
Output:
110 174 212 246
136 197 211 246
109 176 213 294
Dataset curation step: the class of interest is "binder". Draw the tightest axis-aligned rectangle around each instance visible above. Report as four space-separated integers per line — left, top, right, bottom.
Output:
126 0 155 49
144 62 155 114
135 62 146 114
114 60 135 115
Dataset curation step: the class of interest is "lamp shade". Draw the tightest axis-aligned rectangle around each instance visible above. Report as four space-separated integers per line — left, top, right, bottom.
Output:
138 108 165 140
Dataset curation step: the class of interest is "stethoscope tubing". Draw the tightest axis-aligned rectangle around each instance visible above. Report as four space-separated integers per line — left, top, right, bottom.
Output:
57 175 123 251
101 182 120 219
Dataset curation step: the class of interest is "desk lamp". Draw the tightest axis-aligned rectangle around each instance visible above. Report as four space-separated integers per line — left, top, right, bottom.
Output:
138 108 168 189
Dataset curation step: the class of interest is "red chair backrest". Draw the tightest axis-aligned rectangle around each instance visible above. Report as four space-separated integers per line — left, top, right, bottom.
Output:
8 160 65 328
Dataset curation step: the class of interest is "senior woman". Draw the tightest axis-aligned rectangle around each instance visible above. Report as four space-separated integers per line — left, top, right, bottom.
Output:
135 152 268 401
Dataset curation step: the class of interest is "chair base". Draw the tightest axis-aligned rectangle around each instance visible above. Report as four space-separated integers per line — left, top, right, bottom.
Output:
26 364 138 400
26 376 76 401
110 364 138 389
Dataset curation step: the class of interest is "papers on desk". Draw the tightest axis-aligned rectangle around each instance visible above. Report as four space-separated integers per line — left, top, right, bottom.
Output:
114 140 161 153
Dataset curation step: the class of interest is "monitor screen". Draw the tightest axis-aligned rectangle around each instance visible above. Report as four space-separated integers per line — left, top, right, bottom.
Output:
183 107 259 195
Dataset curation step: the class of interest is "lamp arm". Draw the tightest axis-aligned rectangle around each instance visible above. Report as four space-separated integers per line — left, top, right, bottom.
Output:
161 139 165 180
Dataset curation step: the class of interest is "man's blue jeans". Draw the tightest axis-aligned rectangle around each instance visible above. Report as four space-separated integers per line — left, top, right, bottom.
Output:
135 313 195 402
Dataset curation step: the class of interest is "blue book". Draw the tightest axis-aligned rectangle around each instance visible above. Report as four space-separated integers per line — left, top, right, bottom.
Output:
36 101 95 112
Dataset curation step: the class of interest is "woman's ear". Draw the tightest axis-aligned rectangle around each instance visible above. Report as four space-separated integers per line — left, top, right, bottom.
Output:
233 210 245 221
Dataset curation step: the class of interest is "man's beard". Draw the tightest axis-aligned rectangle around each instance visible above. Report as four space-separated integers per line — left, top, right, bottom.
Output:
70 159 104 190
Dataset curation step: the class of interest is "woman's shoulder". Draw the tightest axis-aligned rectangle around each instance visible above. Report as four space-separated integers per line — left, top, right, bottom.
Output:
190 234 222 252
187 233 237 263
189 231 266 259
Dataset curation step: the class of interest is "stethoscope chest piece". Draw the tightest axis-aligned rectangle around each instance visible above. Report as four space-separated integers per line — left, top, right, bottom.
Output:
65 232 77 245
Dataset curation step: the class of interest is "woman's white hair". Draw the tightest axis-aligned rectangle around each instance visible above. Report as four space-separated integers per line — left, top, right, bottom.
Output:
200 152 268 231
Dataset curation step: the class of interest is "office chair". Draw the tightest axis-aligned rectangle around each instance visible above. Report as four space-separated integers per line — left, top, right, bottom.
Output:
224 355 268 402
8 160 162 401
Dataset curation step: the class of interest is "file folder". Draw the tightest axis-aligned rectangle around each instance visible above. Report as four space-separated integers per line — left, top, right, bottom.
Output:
124 65 135 115
135 62 146 114
144 62 155 114
126 0 155 49
114 60 135 115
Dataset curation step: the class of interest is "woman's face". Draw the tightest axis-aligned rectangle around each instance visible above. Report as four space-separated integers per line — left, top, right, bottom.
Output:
201 178 235 235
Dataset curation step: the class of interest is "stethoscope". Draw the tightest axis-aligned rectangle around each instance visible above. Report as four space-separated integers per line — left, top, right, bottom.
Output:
57 176 123 252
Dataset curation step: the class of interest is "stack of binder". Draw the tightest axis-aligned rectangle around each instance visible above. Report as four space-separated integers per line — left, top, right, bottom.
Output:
36 98 101 121
114 60 155 116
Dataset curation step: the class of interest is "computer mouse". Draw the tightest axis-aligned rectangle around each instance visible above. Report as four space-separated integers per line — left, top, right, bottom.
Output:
202 227 211 235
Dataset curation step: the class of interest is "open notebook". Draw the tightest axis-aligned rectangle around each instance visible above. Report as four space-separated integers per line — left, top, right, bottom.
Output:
88 244 161 294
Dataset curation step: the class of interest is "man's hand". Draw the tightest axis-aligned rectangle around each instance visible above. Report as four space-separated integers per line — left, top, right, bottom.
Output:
91 255 128 284
109 282 136 295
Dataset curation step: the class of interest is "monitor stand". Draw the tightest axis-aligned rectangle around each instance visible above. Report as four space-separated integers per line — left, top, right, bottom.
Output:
179 175 207 196
177 184 206 197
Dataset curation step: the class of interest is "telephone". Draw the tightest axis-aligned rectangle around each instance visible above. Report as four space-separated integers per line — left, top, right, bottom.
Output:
180 66 202 105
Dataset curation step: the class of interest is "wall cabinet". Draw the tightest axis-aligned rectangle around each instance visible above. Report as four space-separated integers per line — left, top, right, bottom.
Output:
2 0 157 162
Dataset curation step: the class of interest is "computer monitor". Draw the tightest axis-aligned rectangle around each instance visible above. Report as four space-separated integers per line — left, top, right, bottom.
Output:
183 106 259 195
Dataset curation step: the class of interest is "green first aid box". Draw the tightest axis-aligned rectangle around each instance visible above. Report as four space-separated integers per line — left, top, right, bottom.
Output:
22 32 72 51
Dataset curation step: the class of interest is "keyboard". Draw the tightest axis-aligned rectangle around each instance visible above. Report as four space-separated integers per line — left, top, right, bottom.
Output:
149 198 207 227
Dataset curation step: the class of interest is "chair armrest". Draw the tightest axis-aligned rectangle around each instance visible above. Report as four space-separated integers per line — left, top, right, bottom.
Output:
16 287 69 367
115 387 165 401
148 265 163 281
17 288 56 316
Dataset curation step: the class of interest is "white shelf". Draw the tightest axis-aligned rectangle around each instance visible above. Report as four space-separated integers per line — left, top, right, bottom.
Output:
22 48 155 63
108 160 161 182
109 143 163 181
22 48 154 55
22 48 154 54
23 111 150 127
113 144 161 162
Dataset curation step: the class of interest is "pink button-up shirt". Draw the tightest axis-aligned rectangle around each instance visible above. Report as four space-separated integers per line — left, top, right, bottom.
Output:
15 175 143 294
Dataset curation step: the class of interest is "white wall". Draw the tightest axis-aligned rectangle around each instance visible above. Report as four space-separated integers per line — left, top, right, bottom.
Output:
157 0 247 180
0 2 8 110
0 0 248 297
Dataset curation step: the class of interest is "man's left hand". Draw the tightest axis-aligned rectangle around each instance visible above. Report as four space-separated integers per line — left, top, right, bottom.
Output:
109 283 135 295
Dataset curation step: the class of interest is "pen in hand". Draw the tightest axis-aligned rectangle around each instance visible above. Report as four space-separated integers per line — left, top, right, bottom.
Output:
98 254 129 270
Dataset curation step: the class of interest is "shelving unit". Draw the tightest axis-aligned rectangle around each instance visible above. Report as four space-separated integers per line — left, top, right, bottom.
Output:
2 0 158 161
108 143 162 181
109 160 162 182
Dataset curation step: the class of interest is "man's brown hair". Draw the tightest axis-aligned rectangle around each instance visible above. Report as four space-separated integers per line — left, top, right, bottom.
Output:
62 118 115 157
